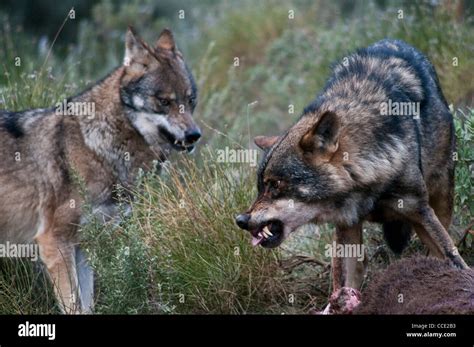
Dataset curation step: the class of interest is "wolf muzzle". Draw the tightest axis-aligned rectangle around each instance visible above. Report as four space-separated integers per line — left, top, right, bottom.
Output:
235 213 285 248
235 213 250 230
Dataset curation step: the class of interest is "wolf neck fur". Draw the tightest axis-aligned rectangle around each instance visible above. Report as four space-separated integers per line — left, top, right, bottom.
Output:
70 66 157 185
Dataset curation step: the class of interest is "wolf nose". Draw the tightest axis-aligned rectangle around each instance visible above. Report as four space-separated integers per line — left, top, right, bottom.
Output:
184 129 201 144
235 214 250 230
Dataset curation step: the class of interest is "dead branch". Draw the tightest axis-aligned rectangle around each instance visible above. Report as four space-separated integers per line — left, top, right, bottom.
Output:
279 255 329 273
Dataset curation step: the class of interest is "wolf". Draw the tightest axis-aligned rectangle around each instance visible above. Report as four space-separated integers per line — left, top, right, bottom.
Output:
235 39 468 310
0 27 200 313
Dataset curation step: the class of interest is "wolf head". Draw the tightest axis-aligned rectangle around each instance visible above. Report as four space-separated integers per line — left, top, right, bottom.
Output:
236 110 357 248
120 27 200 153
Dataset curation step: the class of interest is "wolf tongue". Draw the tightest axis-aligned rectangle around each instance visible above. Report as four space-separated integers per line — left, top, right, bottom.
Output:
251 234 264 247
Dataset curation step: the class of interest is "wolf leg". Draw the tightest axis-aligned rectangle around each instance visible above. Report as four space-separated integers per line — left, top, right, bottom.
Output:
412 224 444 257
430 193 453 231
422 168 455 258
331 223 367 290
321 224 365 314
75 246 94 313
410 205 468 269
36 232 80 314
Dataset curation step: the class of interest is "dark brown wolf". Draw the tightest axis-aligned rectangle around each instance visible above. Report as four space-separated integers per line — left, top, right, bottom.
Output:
235 39 468 307
0 27 200 313
323 257 473 314
355 256 474 314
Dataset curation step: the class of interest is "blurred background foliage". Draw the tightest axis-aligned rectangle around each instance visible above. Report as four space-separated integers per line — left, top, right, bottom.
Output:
0 0 472 313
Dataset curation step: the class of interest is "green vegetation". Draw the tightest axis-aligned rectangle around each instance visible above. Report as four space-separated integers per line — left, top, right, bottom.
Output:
0 0 472 314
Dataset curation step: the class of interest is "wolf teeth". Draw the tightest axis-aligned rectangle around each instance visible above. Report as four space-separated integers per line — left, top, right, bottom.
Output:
259 231 268 239
263 226 273 236
174 140 178 145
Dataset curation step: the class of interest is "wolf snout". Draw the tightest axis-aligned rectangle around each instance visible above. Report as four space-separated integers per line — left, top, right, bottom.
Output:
235 213 250 230
184 128 201 144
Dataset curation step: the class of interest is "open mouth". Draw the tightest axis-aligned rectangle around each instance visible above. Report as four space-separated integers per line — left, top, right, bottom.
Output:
158 126 195 153
250 220 284 248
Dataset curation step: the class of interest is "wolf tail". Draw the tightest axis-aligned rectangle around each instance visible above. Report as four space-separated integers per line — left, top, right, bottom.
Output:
382 221 412 254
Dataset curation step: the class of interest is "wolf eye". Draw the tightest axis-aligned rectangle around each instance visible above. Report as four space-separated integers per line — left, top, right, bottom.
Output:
188 96 196 105
268 180 282 196
158 98 171 107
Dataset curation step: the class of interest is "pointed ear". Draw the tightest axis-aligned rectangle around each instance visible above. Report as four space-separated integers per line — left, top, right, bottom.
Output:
155 28 177 52
124 26 148 67
254 135 279 150
299 111 340 154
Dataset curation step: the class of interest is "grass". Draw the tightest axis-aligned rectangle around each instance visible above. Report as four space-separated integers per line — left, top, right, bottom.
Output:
83 152 289 314
0 0 472 314
0 259 56 314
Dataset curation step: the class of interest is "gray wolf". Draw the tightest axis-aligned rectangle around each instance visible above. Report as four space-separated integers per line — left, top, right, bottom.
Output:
0 27 200 313
235 39 468 308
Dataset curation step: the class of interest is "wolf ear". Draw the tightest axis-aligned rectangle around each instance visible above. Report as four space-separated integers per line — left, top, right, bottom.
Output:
299 111 340 155
155 28 178 52
124 26 149 67
254 135 279 150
